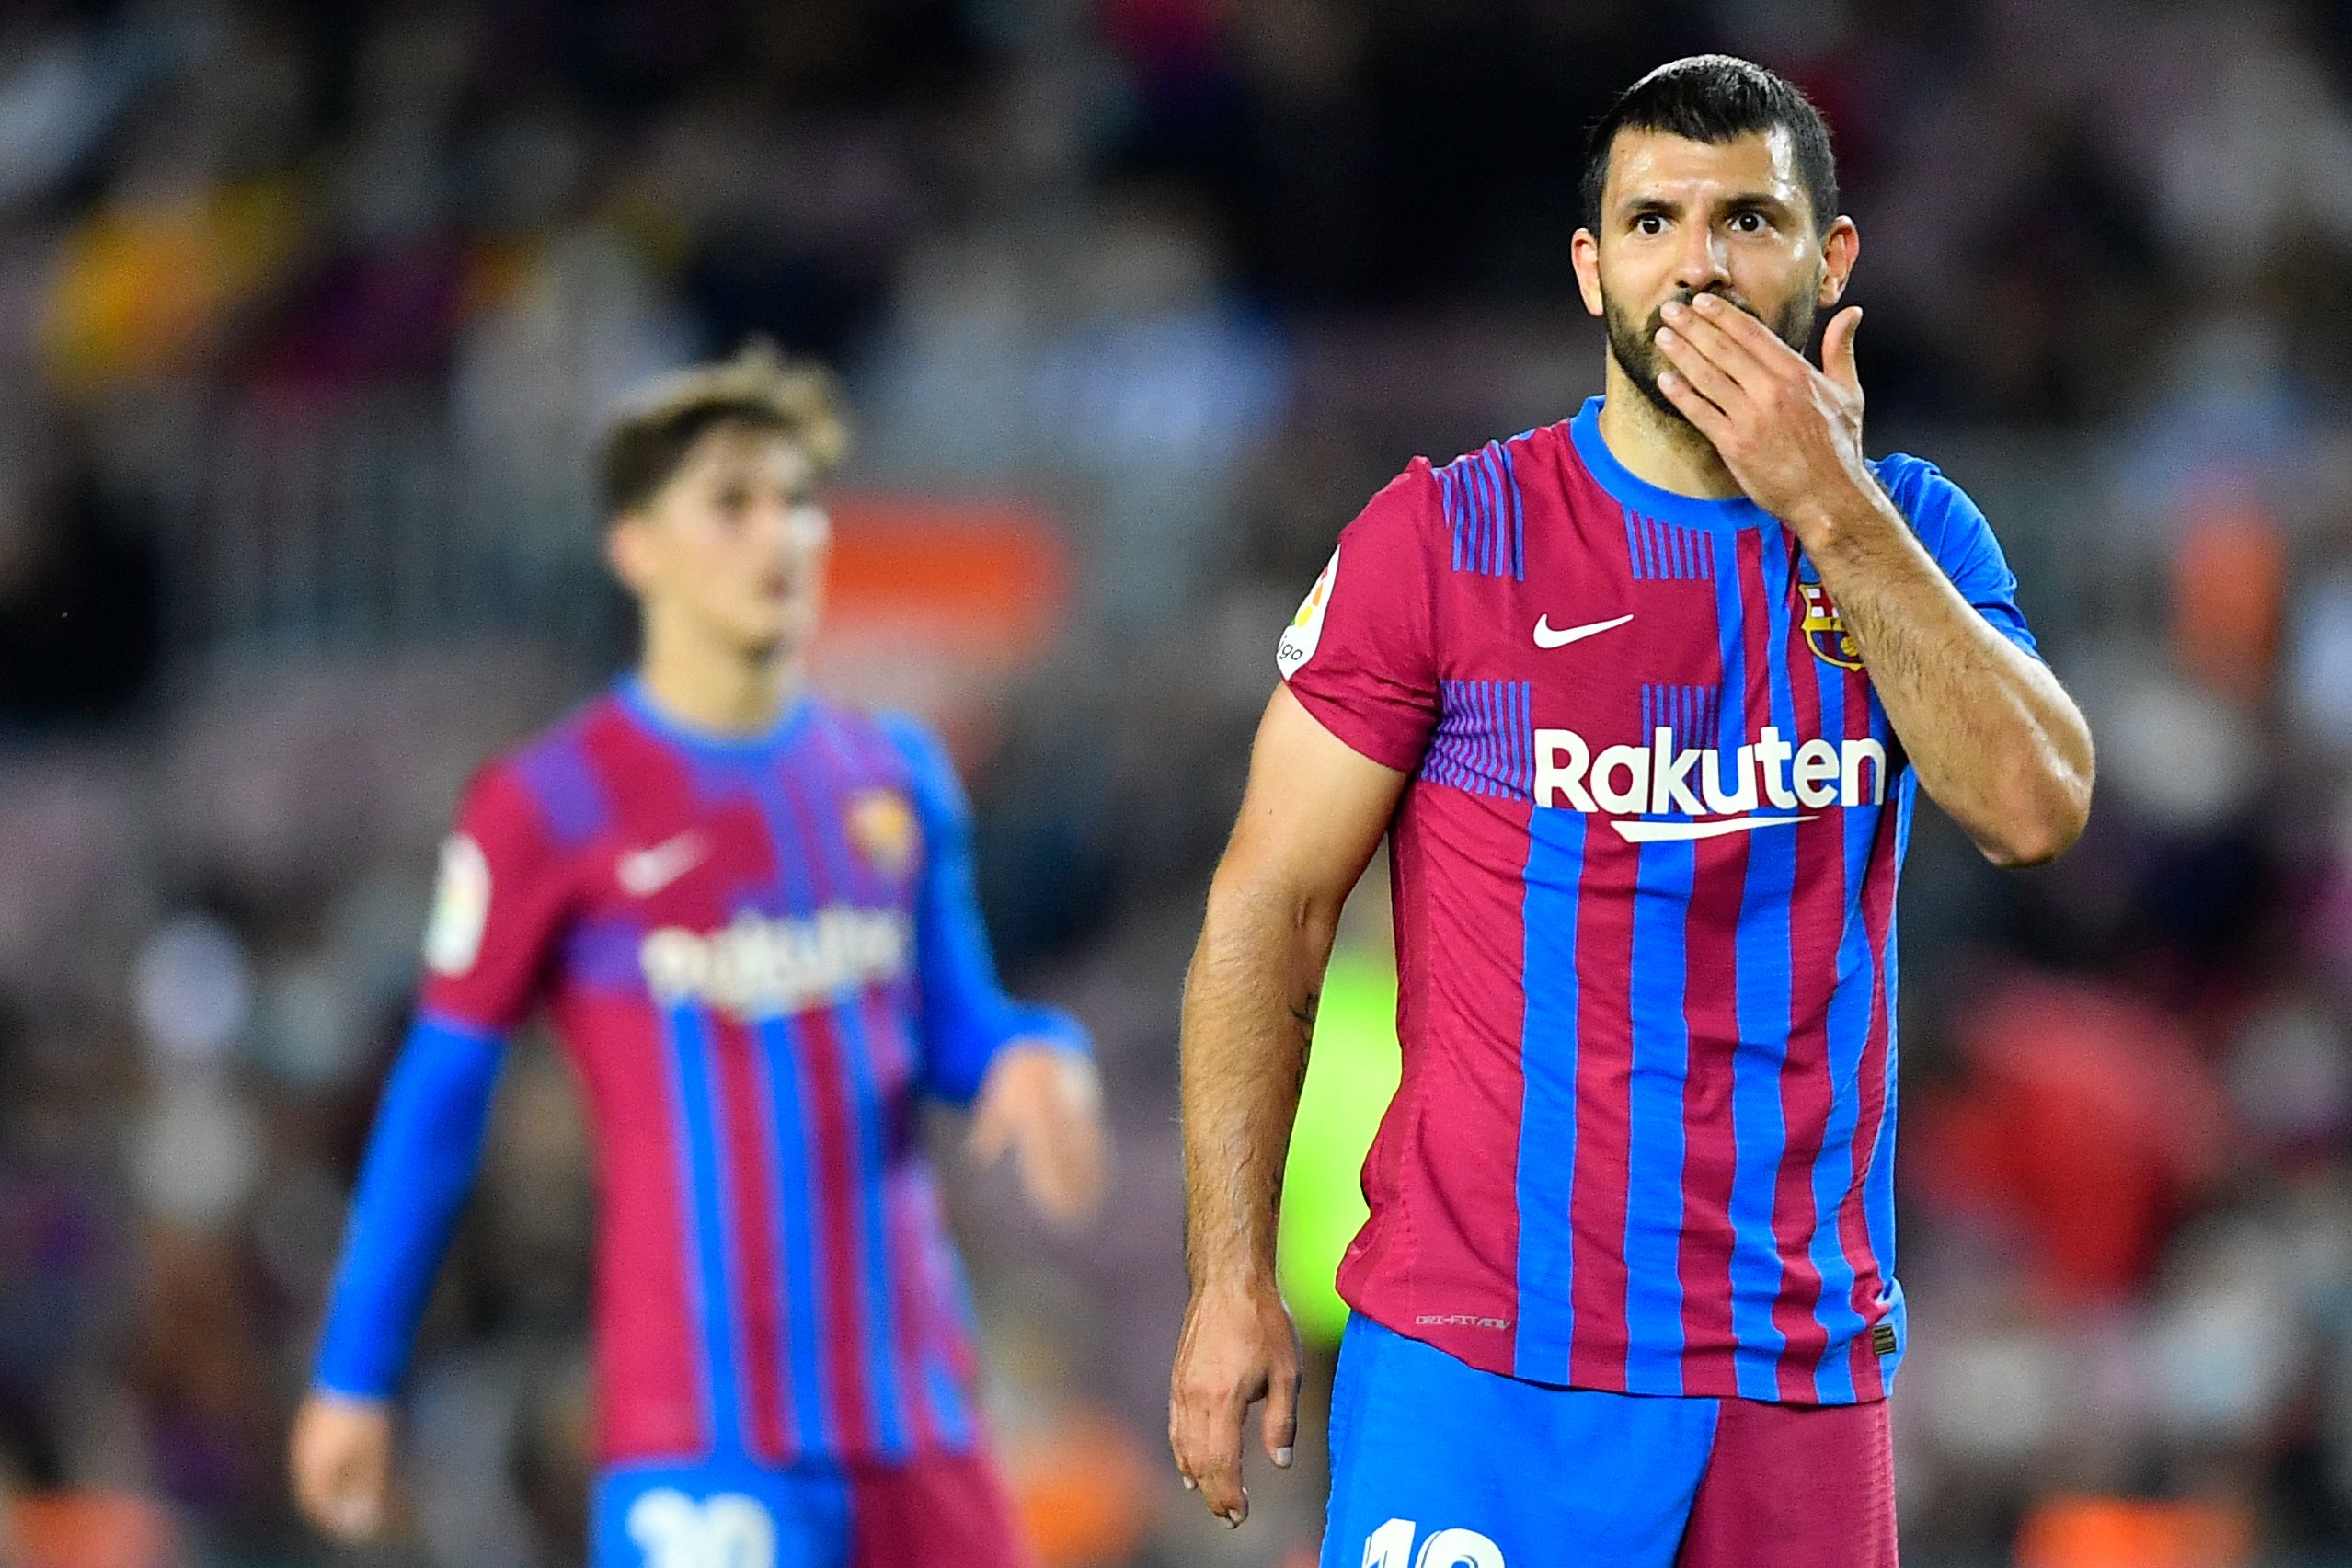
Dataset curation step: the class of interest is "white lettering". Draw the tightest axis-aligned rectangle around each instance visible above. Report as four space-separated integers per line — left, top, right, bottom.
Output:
1755 727 1798 809
1533 729 1596 811
1649 728 1705 815
1701 744 1759 814
639 907 910 1019
1591 744 1650 814
1793 739 1842 808
1526 725 1898 841
1842 737 1887 806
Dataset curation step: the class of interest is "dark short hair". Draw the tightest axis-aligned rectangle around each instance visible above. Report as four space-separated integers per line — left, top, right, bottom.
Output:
1579 55 1839 235
598 340 851 517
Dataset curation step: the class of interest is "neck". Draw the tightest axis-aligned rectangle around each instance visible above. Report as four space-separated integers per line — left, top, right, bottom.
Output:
1595 355 1745 500
637 620 803 736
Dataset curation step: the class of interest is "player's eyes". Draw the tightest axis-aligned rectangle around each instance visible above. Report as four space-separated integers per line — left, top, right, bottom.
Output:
1729 212 1769 234
1633 214 1667 235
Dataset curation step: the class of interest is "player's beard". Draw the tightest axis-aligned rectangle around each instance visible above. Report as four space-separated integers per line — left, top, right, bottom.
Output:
1603 281 1818 428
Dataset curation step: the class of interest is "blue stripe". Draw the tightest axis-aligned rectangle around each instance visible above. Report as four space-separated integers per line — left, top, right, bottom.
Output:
1623 834 1695 1391
1624 509 1645 579
1723 528 1797 1400
1862 767 1918 1349
1514 681 1532 797
1444 468 1463 571
786 754 915 1458
1504 444 1526 578
1515 807 1586 1380
667 1003 745 1456
1666 522 1684 579
757 1016 832 1450
1472 681 1495 795
745 775 836 1454
1479 449 1504 576
1805 659 1871 1402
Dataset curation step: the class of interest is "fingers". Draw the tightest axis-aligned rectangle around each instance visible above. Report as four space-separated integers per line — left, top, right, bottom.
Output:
1169 1369 1252 1526
1261 1351 1300 1471
965 1087 1012 1165
1655 366 1734 443
292 1427 385 1540
1684 291 1799 368
1654 322 1749 414
1820 304 1864 399
1660 296 1777 391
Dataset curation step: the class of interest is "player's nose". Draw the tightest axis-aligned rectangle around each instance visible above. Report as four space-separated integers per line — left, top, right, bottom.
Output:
1669 224 1732 294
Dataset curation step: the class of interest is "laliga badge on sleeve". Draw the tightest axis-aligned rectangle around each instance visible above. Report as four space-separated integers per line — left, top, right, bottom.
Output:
1278 545 1339 679
424 834 492 976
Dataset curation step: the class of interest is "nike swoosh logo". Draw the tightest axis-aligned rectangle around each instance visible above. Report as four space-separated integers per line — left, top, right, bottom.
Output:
617 831 708 896
1533 612 1634 648
1612 815 1816 843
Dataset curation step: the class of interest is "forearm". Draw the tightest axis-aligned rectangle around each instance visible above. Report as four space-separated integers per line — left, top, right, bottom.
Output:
314 1016 502 1398
1796 486 2094 864
1179 865 1339 1291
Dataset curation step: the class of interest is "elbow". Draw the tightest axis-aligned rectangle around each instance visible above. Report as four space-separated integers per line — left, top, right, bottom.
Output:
1974 771 2093 870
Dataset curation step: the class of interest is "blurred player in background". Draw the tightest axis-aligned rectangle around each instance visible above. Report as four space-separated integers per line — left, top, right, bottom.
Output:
288 344 1105 1567
1171 55 2094 1568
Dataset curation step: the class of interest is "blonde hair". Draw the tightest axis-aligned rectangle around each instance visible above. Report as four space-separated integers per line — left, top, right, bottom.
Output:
598 340 851 515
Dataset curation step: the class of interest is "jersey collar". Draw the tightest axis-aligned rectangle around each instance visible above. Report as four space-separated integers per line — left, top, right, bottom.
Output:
1567 395 1773 532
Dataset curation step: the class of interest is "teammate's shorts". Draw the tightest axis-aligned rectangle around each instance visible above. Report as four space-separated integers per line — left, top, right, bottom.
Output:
1321 1316 1897 1568
592 1447 1029 1568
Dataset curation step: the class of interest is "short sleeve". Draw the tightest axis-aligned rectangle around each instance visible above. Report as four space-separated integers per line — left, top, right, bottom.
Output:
1876 454 2040 659
416 763 575 1034
1278 461 1444 771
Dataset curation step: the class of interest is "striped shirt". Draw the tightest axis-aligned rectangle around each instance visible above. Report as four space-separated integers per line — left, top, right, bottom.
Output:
1279 396 2037 1404
316 682 1082 1465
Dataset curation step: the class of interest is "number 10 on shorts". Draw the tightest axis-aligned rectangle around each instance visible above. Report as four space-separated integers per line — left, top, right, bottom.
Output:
1364 1516 1505 1568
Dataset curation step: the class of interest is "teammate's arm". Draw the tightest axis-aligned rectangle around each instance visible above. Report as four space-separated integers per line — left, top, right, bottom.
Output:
293 1019 504 1539
1169 685 1408 1528
291 769 566 1543
1655 293 2093 864
881 715 1105 1229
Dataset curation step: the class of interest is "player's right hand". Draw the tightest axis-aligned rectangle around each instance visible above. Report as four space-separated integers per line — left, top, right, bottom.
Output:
1168 1278 1300 1528
290 1390 395 1542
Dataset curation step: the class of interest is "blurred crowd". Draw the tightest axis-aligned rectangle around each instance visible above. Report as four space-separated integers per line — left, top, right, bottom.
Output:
2 1 2351 1565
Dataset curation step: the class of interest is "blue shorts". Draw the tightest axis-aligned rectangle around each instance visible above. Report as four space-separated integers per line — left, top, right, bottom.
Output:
593 1448 1028 1568
1321 1317 1896 1568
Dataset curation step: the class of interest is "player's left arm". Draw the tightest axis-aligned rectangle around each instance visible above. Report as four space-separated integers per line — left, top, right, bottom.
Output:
1655 293 2094 866
880 714 1104 1229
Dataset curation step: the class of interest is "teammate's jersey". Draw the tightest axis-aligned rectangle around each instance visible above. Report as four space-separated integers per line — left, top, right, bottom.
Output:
1279 396 2037 1406
316 681 1083 1467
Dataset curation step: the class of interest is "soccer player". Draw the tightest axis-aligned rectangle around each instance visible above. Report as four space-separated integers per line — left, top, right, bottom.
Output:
1169 55 2094 1568
288 345 1105 1567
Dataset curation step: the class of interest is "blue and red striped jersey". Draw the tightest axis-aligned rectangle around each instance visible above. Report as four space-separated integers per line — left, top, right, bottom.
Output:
315 681 1084 1467
1279 396 2037 1405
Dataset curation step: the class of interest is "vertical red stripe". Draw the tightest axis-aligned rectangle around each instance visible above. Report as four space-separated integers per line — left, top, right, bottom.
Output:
1566 828 1639 1388
795 1009 878 1452
708 1012 792 1461
1672 581 1744 1395
1676 828 1752 1392
1770 551 1841 1400
884 1171 944 1455
556 994 707 1464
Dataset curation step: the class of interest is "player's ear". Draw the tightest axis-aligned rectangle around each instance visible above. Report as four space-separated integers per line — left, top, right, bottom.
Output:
1817 215 1859 307
1571 228 1604 318
606 512 655 595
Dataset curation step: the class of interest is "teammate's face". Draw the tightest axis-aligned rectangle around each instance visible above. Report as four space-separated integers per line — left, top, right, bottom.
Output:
1572 128 1856 426
609 422 829 660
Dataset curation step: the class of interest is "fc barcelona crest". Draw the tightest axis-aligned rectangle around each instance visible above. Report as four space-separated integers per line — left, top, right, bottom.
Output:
847 788 919 879
1795 566 1864 671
